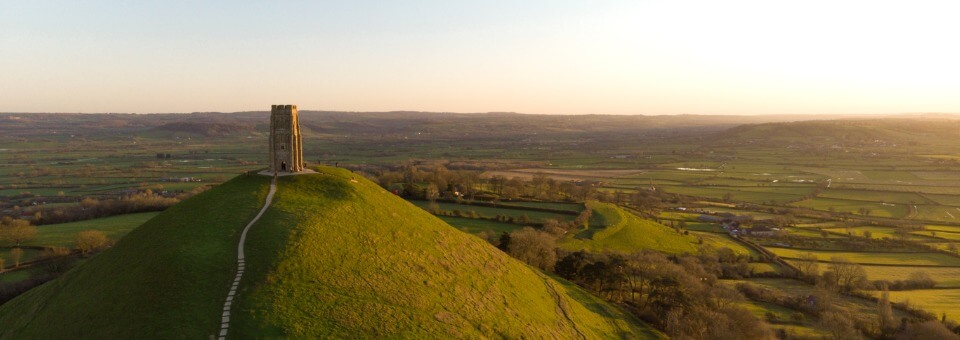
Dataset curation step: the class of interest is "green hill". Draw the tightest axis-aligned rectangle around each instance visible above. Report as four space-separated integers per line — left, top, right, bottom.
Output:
561 201 698 254
713 119 960 148
0 168 659 338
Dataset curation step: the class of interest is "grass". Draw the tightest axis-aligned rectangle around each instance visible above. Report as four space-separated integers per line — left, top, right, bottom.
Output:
0 248 45 268
883 289 960 321
561 201 698 254
409 200 575 222
20 212 160 248
694 232 759 256
0 173 271 338
226 167 659 338
730 278 911 320
790 197 909 218
858 265 960 288
768 248 960 267
737 300 828 338
496 201 584 212
0 270 31 284
434 215 524 235
817 189 929 205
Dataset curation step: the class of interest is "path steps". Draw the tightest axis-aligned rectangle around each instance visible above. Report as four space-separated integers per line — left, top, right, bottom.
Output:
218 176 277 340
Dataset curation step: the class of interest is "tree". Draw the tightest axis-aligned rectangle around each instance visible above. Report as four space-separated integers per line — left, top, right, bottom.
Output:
497 232 511 252
893 228 910 241
424 183 440 201
819 310 859 340
829 257 867 291
75 230 109 256
878 284 895 335
506 227 557 271
897 320 959 340
797 252 820 278
0 219 37 247
10 247 23 268
0 257 4 272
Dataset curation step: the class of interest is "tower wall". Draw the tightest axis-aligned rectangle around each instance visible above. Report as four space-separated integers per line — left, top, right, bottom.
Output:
269 104 304 172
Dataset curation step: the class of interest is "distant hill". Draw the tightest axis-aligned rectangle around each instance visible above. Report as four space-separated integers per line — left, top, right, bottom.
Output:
0 168 660 338
154 121 254 136
711 119 960 149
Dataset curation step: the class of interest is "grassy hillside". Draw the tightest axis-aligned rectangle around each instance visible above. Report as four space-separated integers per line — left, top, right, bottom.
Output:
0 174 270 338
561 201 698 254
0 168 660 338
231 168 659 338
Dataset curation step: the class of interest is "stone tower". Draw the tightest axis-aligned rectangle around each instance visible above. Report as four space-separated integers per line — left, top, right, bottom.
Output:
269 104 304 173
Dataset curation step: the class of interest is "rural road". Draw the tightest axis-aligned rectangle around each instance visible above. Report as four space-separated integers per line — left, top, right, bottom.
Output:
218 176 277 340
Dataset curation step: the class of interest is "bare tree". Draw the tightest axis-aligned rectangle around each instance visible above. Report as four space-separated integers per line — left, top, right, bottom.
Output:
797 252 820 278
10 248 23 268
507 227 557 271
829 257 867 291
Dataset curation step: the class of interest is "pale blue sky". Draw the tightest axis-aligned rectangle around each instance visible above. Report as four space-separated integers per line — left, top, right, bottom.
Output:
2 1 960 114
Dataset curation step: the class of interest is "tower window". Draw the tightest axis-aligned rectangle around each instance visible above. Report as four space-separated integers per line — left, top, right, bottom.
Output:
281 145 285 150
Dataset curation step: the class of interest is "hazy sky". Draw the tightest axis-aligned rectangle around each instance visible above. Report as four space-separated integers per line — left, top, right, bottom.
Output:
2 1 960 115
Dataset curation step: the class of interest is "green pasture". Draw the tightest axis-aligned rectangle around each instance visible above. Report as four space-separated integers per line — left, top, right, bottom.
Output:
790 197 908 218
0 248 45 268
660 185 805 204
838 183 960 195
20 212 160 248
737 300 828 338
408 200 574 223
822 226 932 242
924 193 960 206
914 205 960 223
861 170 922 181
0 270 30 283
561 202 698 254
693 232 758 256
496 201 584 212
925 225 960 233
748 262 782 275
884 289 960 321
857 265 960 288
733 278 911 320
818 189 929 204
436 216 523 235
769 247 960 267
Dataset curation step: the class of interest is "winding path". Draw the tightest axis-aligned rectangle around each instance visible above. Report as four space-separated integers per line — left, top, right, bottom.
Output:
218 176 277 340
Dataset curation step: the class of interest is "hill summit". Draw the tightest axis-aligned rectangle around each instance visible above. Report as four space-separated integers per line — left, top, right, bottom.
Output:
0 167 657 338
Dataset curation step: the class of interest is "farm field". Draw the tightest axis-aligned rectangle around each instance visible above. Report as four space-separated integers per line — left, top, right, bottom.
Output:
0 248 44 269
23 212 160 248
729 278 912 320
790 197 908 218
407 200 575 223
883 289 960 321
434 216 522 235
737 300 829 338
817 189 929 205
822 226 934 242
768 247 960 267
495 201 584 212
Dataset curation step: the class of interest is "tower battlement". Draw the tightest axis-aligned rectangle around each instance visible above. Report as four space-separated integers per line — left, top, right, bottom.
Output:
271 104 297 111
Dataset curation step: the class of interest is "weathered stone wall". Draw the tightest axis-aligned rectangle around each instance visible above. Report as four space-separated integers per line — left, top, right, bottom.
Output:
269 105 304 172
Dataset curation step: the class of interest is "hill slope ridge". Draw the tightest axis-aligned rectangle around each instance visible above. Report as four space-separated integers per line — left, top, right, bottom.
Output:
0 168 658 338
